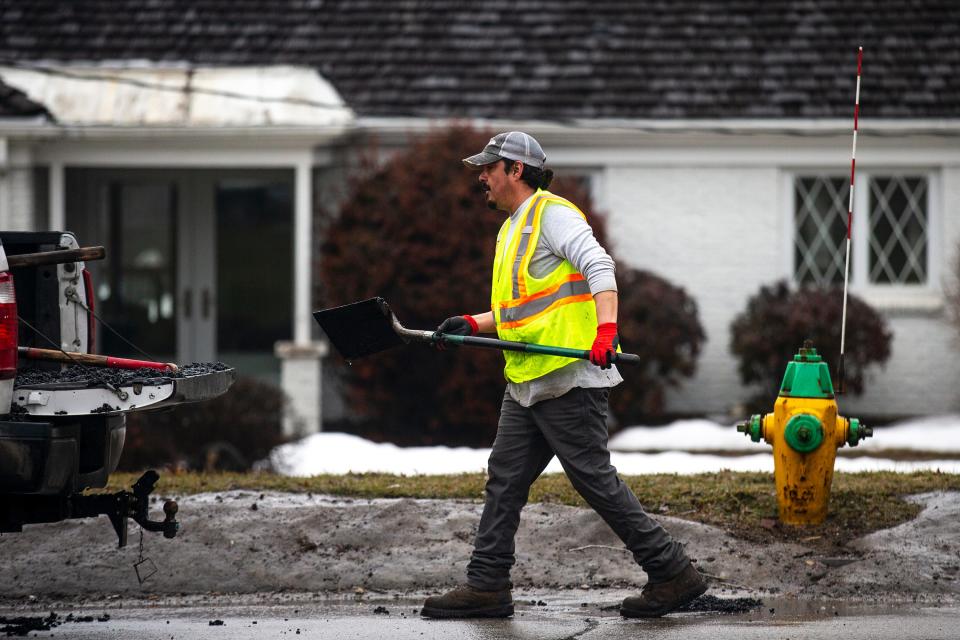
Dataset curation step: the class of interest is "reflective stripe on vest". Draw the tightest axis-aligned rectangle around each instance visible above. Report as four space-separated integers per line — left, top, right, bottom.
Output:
510 194 548 299
498 274 592 328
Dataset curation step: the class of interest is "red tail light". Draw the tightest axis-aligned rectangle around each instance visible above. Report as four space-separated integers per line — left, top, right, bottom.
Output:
82 268 96 354
0 271 17 379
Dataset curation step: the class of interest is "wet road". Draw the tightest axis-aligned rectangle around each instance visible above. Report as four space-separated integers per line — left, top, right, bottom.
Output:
3 594 959 639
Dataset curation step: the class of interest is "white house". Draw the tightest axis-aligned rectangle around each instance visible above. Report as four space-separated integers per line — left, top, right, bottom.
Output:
0 1 957 430
0 65 353 435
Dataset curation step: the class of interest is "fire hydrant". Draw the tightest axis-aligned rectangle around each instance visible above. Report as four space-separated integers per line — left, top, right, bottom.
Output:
736 342 873 525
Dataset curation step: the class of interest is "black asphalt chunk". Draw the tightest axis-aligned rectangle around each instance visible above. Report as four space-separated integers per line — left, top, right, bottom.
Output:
65 613 94 622
677 594 765 614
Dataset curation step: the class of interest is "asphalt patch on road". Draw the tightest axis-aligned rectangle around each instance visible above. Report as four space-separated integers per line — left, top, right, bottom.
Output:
677 594 764 614
0 613 57 636
0 612 110 636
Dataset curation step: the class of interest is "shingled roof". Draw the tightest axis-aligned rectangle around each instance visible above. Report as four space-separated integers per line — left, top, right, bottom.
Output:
0 1 957 120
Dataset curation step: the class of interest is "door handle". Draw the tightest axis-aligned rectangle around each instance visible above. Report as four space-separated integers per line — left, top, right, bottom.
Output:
201 289 211 320
183 288 192 319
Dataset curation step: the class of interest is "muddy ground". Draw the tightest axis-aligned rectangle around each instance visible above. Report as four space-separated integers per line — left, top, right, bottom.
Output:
1 491 958 604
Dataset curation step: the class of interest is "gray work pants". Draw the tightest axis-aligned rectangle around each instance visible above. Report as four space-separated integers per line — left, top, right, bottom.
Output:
466 387 689 591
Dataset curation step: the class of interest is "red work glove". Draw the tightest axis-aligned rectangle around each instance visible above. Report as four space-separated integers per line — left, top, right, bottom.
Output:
589 323 619 369
433 315 479 350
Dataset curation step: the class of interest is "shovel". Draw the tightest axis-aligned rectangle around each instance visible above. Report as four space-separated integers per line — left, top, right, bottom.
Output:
313 297 641 365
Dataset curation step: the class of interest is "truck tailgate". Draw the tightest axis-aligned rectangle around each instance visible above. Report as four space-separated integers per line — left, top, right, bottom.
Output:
13 367 236 417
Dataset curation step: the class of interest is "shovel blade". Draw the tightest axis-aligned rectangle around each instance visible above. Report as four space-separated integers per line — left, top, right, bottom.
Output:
313 297 405 360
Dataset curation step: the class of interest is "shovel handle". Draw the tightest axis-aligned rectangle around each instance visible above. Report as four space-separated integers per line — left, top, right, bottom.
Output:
439 334 641 365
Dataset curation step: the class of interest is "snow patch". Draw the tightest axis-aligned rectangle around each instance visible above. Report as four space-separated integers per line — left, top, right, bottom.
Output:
270 415 960 476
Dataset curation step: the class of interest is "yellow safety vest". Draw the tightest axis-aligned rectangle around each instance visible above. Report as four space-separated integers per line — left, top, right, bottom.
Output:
491 190 598 383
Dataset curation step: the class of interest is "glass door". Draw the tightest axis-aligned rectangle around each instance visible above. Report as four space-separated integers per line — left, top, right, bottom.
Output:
93 178 179 362
176 173 215 364
64 168 293 379
213 174 293 385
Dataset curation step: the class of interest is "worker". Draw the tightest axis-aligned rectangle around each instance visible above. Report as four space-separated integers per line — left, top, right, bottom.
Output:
421 132 706 619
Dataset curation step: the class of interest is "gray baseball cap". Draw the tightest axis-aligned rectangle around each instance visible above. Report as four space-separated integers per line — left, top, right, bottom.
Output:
463 131 546 169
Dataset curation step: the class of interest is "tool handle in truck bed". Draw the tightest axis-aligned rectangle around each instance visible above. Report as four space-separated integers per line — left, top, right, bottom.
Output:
18 347 179 373
7 246 105 269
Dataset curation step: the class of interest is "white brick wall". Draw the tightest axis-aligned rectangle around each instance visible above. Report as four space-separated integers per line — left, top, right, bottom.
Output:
5 167 35 231
943 167 960 285
602 163 960 418
0 142 37 231
606 166 783 415
842 314 960 417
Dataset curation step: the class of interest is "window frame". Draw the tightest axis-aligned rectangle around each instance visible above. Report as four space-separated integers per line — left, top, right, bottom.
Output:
784 168 943 311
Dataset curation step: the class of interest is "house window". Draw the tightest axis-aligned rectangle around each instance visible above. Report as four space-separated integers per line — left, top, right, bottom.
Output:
794 176 849 286
793 173 931 288
867 176 928 285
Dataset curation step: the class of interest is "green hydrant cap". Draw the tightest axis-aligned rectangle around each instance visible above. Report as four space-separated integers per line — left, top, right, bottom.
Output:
784 414 824 453
778 343 835 399
736 414 763 443
847 418 873 447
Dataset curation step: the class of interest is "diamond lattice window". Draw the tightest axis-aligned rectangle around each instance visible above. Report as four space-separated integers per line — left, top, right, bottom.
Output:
794 176 849 286
868 176 928 285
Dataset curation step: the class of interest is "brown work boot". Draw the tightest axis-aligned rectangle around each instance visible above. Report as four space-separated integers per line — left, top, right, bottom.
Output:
620 561 707 618
421 584 514 619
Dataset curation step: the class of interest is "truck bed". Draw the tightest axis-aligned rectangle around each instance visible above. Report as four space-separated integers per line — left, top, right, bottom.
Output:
13 364 235 417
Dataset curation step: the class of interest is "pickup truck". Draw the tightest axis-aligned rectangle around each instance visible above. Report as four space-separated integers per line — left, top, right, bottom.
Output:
0 231 235 547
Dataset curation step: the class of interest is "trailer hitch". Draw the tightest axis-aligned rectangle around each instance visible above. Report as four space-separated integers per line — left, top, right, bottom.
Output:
129 470 179 539
70 470 179 548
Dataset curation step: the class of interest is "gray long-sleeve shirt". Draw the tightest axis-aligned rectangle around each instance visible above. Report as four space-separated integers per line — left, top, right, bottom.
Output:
501 194 623 407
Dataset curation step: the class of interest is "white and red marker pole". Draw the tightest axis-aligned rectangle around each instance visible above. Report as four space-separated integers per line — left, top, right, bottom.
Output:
837 46 862 395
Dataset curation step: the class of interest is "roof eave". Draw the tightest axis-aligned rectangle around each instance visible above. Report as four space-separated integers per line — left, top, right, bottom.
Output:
0 115 56 135
358 116 960 142
0 123 353 145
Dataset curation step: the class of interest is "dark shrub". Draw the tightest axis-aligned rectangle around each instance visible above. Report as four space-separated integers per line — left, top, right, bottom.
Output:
611 269 705 426
317 125 703 445
119 376 286 471
730 280 893 411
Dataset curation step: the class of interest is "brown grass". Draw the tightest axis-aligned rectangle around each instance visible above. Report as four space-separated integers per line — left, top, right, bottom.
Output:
103 470 960 549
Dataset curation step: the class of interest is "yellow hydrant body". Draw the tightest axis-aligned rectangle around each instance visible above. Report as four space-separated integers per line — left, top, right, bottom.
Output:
737 344 872 525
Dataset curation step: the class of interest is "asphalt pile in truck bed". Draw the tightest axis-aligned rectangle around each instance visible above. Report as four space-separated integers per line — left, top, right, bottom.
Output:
14 362 231 388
